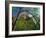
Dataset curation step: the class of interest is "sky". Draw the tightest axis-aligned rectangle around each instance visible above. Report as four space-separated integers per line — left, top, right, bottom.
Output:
12 7 40 17
12 7 21 16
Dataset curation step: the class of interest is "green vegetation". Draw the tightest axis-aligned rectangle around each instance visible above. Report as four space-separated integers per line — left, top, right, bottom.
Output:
15 16 40 31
